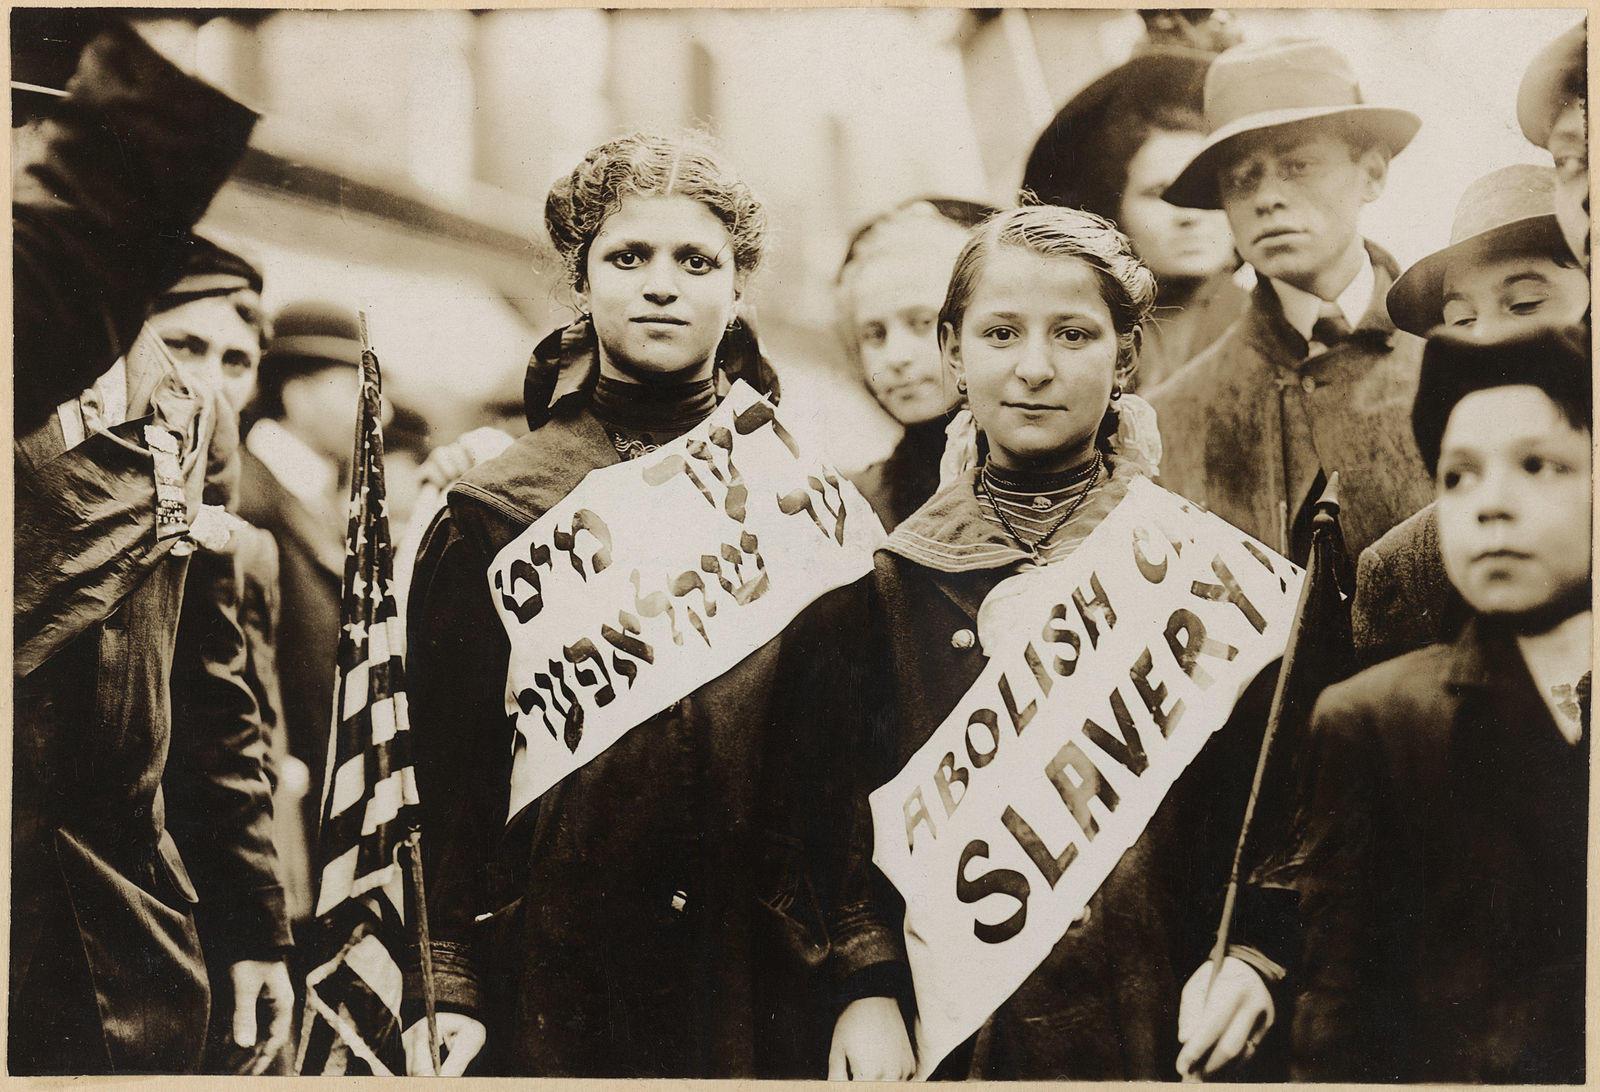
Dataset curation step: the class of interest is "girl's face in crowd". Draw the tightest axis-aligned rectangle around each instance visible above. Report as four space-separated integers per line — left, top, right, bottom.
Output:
581 194 739 383
1436 385 1591 617
1118 129 1235 282
848 243 964 426
1440 252 1591 341
945 246 1121 474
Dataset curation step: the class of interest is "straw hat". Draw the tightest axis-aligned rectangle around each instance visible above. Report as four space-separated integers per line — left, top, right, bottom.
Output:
1163 37 1420 210
1388 165 1571 336
1518 20 1586 148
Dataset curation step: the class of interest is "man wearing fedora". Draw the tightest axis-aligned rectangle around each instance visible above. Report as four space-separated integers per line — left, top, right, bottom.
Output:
1352 164 1589 664
1147 37 1434 565
238 302 377 878
11 12 263 1075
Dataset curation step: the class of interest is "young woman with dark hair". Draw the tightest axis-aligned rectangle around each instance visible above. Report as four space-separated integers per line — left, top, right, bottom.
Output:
402 131 851 1078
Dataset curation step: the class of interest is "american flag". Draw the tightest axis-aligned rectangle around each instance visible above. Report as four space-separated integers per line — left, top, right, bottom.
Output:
295 318 426 1076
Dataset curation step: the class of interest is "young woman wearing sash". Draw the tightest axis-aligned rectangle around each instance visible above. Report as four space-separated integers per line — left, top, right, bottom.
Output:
402 132 854 1078
825 206 1283 1081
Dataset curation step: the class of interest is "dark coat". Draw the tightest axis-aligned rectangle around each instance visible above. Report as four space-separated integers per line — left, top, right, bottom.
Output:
236 445 344 864
9 20 256 1076
826 464 1280 1080
1350 502 1469 667
165 526 297 1073
1134 269 1251 393
849 416 948 530
1146 244 1434 564
1290 619 1587 1082
405 333 852 1078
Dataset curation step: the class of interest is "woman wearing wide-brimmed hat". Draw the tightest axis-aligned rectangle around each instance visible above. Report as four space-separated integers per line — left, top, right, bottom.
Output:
1351 163 1590 667
1022 47 1245 390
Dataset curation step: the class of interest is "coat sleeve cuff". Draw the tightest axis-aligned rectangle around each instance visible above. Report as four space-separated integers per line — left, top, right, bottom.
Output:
403 940 482 1026
218 883 294 961
829 909 906 987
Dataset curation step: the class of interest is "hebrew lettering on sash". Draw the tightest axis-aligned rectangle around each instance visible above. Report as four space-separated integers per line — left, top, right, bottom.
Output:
688 427 751 522
643 452 724 511
563 637 616 707
495 541 553 623
667 569 715 646
515 660 584 753
551 508 614 580
629 569 686 647
701 530 770 606
777 469 849 544
600 610 654 690
733 400 801 459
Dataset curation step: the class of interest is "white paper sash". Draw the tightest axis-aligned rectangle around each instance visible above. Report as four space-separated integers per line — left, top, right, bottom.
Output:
489 381 884 819
868 477 1302 1078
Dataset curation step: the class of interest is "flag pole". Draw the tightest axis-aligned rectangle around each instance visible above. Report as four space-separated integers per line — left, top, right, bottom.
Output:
1198 473 1342 1058
356 311 440 1076
404 831 442 1075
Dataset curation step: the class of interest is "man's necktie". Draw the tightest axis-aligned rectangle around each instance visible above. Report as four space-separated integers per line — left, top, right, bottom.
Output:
1310 302 1354 349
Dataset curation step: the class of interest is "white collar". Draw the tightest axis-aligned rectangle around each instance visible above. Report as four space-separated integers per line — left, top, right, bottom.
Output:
1267 245 1375 344
246 418 338 509
56 358 129 449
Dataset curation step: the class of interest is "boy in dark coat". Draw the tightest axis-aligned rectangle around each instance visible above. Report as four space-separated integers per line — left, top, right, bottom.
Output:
1291 326 1590 1082
1148 37 1434 565
1351 19 1589 665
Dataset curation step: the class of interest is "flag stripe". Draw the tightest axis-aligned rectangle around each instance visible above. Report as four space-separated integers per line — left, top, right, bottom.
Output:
299 341 426 1075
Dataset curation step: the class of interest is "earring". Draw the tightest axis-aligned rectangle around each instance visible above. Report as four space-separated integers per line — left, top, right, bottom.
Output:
1110 384 1122 402
956 375 968 394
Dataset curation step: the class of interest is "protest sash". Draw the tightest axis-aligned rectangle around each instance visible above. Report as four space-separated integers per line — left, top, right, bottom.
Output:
489 380 884 819
868 477 1302 1078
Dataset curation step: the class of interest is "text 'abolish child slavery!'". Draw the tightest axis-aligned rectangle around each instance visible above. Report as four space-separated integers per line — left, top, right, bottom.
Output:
902 526 1285 945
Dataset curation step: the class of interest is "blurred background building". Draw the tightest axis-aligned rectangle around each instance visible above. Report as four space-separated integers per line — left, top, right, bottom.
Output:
192 6 1583 470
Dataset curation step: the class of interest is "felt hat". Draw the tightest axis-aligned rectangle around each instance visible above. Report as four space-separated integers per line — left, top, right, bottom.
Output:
1411 323 1590 475
252 300 364 420
1518 20 1586 148
262 300 364 372
1388 165 1572 336
1163 37 1420 209
1021 47 1214 212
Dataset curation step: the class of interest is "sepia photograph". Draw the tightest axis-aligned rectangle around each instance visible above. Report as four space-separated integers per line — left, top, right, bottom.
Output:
8 3 1592 1081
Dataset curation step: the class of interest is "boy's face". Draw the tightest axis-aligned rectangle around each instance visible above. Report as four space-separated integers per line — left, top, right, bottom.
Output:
1216 125 1387 292
1440 252 1591 342
1436 384 1591 617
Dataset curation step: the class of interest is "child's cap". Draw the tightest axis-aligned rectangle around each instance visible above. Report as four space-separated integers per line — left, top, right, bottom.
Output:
1412 323 1591 475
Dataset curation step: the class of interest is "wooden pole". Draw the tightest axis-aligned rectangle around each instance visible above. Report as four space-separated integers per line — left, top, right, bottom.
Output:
404 830 442 1075
1194 473 1341 1077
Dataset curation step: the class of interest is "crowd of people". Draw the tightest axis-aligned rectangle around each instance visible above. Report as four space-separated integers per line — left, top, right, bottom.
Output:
10 7 1591 1082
